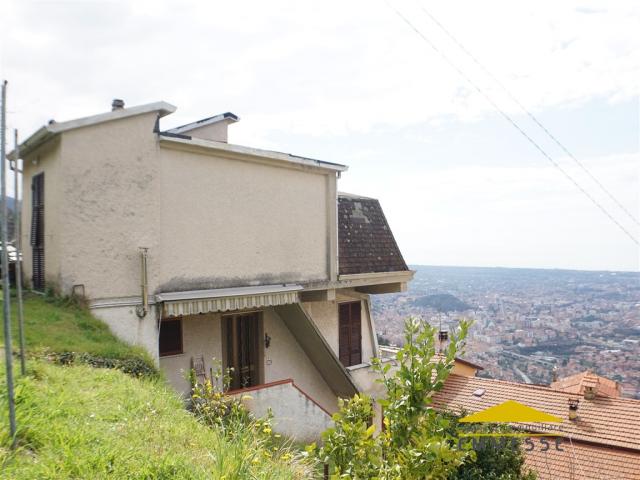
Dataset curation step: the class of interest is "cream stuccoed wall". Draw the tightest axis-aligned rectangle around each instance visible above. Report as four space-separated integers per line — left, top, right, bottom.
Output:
184 121 231 142
302 289 377 366
159 313 223 393
92 303 161 361
156 146 331 292
159 307 339 414
263 308 337 413
21 112 337 300
58 112 162 299
232 381 334 443
19 111 339 361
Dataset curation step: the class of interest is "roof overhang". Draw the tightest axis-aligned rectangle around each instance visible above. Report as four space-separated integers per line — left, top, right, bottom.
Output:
158 134 348 174
155 285 358 398
10 101 177 159
166 112 239 135
338 270 415 288
156 284 303 317
300 270 415 296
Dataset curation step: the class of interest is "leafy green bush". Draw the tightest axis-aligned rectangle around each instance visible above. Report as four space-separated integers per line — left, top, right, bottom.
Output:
317 317 535 479
188 361 253 434
446 416 537 480
315 394 379 478
51 351 158 379
317 317 472 479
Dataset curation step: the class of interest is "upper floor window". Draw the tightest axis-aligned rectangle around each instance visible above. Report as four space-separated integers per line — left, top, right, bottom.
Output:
339 301 362 367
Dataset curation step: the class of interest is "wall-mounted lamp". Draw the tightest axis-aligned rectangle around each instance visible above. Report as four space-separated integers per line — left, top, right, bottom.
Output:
264 333 271 349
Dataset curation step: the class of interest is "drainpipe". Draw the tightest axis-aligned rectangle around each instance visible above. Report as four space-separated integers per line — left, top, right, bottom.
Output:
136 247 149 318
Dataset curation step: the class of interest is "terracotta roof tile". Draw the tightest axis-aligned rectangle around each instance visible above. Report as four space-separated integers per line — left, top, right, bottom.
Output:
338 194 408 275
524 440 640 480
432 374 640 451
551 370 622 398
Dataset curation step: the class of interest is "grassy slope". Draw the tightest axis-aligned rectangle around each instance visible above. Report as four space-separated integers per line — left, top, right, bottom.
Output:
0 293 150 361
0 295 313 479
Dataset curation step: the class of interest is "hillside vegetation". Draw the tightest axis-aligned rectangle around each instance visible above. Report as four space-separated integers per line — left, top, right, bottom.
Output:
0 293 313 479
412 293 472 313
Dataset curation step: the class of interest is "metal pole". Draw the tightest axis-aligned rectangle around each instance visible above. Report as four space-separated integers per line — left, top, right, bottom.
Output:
1 80 17 444
13 130 25 375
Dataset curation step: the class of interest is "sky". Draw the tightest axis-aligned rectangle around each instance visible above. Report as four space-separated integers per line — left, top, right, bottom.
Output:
1 0 638 272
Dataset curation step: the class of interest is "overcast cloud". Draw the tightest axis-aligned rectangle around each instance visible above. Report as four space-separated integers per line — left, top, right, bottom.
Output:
1 0 638 271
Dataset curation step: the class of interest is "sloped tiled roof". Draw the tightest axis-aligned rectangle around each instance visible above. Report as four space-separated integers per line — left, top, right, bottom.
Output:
432 374 640 479
524 439 640 480
432 374 640 450
338 194 408 275
551 370 621 398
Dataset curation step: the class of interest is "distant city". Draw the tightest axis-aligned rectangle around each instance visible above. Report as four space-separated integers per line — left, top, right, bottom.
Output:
372 265 640 399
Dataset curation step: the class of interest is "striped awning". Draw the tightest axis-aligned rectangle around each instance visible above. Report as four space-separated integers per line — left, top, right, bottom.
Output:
156 284 303 317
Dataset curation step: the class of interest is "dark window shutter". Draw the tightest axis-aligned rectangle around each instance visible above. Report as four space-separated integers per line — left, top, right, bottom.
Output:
32 247 45 291
339 304 351 366
31 174 45 290
339 301 362 367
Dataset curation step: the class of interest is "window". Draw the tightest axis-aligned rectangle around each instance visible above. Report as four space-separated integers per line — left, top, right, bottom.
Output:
159 318 183 356
339 301 362 367
31 173 45 291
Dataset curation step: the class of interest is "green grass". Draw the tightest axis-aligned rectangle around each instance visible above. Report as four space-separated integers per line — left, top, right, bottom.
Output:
0 292 150 362
0 294 316 479
0 361 314 479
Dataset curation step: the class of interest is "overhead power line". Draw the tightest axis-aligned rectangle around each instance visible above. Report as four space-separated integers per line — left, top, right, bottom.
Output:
385 1 639 246
417 3 640 227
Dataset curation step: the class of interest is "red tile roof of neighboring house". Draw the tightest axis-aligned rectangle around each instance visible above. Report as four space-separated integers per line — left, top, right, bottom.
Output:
551 370 622 398
338 194 408 275
432 374 640 451
524 438 640 480
433 374 640 479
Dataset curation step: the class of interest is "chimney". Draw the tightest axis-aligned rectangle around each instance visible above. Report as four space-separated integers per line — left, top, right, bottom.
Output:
583 386 597 400
111 99 125 111
438 330 448 353
568 398 580 421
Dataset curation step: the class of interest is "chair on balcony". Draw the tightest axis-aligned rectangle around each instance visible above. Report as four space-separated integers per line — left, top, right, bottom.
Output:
190 355 207 386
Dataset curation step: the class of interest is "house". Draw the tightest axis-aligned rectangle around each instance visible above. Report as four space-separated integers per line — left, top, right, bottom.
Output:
11 100 414 441
550 369 622 398
432 372 640 479
379 346 485 378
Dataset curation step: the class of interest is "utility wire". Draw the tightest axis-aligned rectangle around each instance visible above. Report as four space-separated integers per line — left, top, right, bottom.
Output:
386 1 639 246
417 2 640 227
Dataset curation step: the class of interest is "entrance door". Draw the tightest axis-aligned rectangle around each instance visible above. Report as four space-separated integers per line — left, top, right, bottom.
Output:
223 312 262 390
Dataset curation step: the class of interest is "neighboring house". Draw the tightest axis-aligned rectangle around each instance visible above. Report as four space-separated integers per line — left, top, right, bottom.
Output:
550 369 623 398
11 100 414 441
432 372 640 479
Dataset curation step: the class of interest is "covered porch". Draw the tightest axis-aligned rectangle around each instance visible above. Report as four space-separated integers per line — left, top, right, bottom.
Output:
155 284 357 438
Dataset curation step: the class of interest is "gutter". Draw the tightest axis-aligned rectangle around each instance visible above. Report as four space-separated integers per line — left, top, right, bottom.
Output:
158 134 348 173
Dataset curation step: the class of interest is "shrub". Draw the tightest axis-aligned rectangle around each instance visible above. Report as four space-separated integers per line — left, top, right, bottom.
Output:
188 361 319 474
50 351 158 379
188 362 252 435
446 415 537 480
317 317 472 479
